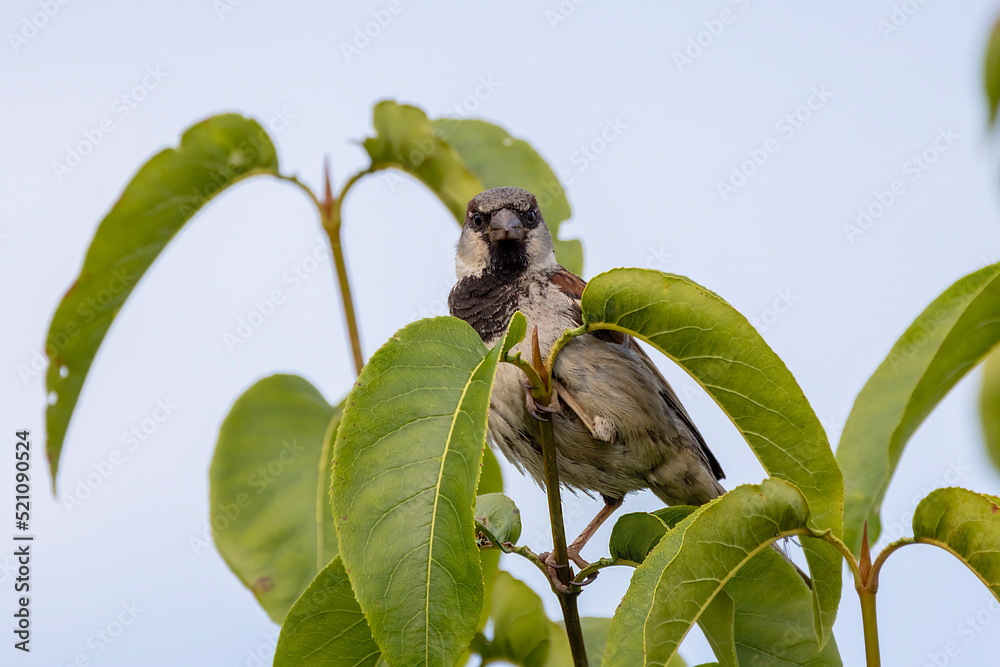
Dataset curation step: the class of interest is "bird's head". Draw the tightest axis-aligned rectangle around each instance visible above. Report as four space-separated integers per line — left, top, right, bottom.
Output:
455 186 556 280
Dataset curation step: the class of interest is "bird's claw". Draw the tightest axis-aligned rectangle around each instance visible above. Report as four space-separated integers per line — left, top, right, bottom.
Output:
538 549 598 592
538 551 577 594
524 384 561 421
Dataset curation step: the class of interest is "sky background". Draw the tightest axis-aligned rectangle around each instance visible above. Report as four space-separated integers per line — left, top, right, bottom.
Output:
4 1 1000 665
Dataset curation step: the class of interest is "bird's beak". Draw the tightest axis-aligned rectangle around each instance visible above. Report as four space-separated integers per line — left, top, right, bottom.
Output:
488 209 524 242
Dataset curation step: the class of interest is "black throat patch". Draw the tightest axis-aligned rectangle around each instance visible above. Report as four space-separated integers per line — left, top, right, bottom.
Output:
449 261 532 343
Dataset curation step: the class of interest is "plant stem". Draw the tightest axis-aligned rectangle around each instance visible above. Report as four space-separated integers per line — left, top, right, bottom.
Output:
859 588 881 667
537 416 589 667
278 167 367 377
867 537 915 592
573 557 635 585
323 218 364 377
322 161 364 377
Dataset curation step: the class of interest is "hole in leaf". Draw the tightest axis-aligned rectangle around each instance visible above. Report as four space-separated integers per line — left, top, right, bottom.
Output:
227 149 248 170
59 365 68 378
47 391 58 405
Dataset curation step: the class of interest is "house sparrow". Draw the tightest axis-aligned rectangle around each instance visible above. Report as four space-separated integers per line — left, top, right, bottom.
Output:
448 187 725 569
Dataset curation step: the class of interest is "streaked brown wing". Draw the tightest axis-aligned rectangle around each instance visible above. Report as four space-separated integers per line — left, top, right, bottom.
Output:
549 267 725 481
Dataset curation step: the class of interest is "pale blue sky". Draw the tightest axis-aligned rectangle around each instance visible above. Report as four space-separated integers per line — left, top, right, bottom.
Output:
4 1 1000 665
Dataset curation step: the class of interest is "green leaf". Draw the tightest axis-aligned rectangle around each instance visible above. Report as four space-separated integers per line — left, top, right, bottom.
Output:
609 508 696 564
477 447 503 630
210 375 340 622
479 446 504 496
979 348 1000 472
364 101 582 273
986 16 1000 124
839 263 1000 553
432 118 582 275
332 316 517 667
363 101 481 221
651 506 698 529
578 617 614 667
44 114 280 483
714 548 841 666
475 493 522 547
911 487 1000 601
580 268 844 644
698 592 736 667
481 571 554 667
273 556 381 667
607 507 839 666
604 480 814 666
610 512 674 564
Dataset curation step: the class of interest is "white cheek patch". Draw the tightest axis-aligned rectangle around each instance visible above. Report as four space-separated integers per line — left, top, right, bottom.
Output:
455 230 489 279
527 229 557 270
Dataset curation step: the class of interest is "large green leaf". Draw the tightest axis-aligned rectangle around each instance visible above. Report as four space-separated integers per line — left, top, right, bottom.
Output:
580 268 844 644
839 263 1000 553
364 101 581 273
603 487 840 666
432 118 582 275
44 114 280 482
273 556 381 667
363 101 480 221
980 348 1000 472
986 15 1000 124
911 487 1000 601
210 374 340 622
604 481 835 666
332 317 519 666
717 549 841 666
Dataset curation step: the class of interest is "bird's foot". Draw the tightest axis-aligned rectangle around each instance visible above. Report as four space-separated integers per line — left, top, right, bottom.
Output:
538 551 575 593
538 549 597 592
524 384 561 421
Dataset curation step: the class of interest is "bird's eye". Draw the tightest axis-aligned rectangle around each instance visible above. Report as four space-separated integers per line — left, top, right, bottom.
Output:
472 213 484 227
525 210 536 224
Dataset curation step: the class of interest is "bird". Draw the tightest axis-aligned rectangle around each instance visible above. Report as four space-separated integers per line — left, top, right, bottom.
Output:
447 186 726 574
